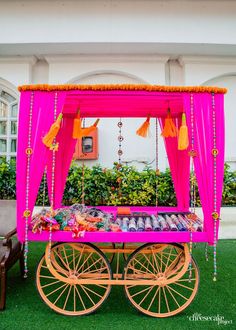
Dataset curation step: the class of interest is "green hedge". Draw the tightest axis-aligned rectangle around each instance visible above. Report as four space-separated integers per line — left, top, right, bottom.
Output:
0 160 235 206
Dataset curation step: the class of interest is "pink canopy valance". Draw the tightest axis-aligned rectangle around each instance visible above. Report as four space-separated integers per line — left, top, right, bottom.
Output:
16 85 225 244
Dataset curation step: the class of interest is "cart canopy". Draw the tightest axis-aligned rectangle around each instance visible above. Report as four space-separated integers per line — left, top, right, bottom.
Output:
16 84 226 244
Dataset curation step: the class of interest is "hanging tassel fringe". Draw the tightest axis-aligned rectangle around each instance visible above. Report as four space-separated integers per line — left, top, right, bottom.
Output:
72 111 82 139
178 113 189 150
78 119 100 138
136 116 150 138
43 113 63 147
161 110 177 137
73 111 100 138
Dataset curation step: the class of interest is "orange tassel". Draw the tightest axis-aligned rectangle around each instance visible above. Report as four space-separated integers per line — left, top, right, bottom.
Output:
77 119 100 138
178 113 189 150
72 111 82 139
136 116 150 138
161 110 177 138
73 110 100 138
43 113 63 147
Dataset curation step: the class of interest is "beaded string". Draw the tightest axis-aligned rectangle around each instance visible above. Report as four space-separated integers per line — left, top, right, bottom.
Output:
42 166 47 208
118 118 123 165
81 118 85 205
212 92 219 282
117 118 123 198
155 118 160 207
205 243 209 262
48 92 58 261
188 93 197 281
23 92 34 278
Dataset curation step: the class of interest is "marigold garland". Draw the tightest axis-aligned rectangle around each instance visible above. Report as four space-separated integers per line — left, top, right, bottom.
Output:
18 84 227 94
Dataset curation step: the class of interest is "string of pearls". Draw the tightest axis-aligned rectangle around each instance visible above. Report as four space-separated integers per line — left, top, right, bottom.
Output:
81 118 85 205
48 92 58 262
188 93 196 281
23 91 34 278
117 118 123 198
212 92 219 282
155 118 160 207
42 166 47 208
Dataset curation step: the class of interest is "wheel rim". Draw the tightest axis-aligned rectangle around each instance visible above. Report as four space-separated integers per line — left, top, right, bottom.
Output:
124 243 199 318
36 243 112 316
95 243 116 263
123 243 142 261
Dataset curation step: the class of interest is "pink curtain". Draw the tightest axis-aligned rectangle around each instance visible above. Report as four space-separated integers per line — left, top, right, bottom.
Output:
159 117 190 211
17 91 55 241
17 89 225 245
45 91 76 209
184 93 224 244
46 114 77 209
16 91 72 241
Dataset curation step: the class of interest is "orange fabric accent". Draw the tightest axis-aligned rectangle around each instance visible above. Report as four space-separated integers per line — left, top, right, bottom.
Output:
78 119 100 138
72 112 82 139
136 116 150 138
161 111 178 138
42 113 63 147
18 84 227 94
117 207 131 215
73 112 100 139
178 113 189 150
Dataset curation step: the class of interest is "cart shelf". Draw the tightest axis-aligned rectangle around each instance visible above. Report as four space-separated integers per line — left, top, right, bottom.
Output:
28 230 207 243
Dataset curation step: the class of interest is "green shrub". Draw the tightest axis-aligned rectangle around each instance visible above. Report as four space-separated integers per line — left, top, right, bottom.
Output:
0 158 16 199
0 159 235 206
222 163 236 206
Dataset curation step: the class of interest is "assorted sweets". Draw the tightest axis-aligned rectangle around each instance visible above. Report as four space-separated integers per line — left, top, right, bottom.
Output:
31 204 202 238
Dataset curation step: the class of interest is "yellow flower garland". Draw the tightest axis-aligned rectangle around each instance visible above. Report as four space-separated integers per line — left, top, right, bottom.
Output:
18 84 227 94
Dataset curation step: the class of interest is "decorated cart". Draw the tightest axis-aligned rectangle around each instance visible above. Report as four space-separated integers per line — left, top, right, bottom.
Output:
16 84 226 317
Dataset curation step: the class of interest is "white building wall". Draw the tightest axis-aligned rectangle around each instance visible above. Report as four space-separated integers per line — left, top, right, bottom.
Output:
0 0 236 46
0 57 36 90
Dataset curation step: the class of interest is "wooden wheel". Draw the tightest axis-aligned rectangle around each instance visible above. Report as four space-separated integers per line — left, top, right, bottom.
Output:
95 243 116 263
123 243 199 317
36 242 112 316
123 243 142 261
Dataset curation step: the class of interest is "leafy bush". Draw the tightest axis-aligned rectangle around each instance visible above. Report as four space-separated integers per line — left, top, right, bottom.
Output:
222 163 236 206
62 163 176 206
0 159 16 199
0 159 235 206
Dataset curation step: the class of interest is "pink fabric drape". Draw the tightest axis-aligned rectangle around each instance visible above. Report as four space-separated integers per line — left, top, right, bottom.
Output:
45 92 77 209
46 115 77 209
184 93 224 244
17 91 55 240
159 117 190 211
16 89 225 244
17 91 75 241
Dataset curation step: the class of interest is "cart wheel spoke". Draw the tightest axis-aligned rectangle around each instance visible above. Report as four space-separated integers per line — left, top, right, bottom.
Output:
74 285 86 310
147 286 160 311
63 285 72 310
53 284 69 305
36 242 112 316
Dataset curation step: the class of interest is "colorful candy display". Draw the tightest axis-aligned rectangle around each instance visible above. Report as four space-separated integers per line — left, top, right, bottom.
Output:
31 205 203 237
31 204 119 238
114 213 203 232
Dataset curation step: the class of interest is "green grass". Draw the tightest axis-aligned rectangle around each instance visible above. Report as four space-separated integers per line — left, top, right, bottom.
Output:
1 240 236 330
